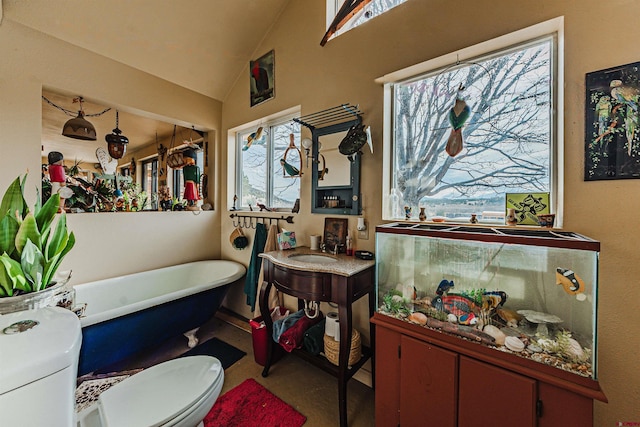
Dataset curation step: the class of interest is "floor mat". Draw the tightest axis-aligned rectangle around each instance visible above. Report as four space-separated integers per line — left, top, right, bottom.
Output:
204 378 306 427
180 337 246 369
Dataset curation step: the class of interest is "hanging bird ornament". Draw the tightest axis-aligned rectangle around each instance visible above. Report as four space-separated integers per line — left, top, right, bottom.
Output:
280 133 303 177
446 84 472 157
242 126 265 151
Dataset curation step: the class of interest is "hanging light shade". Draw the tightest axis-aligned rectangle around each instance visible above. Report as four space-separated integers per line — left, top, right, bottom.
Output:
105 110 129 159
62 111 97 140
62 96 97 140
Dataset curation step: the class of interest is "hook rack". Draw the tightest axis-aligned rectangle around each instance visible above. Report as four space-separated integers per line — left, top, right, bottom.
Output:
293 103 362 131
230 213 294 229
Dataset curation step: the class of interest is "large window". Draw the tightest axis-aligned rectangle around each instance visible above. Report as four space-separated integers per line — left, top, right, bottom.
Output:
381 19 562 224
234 114 301 210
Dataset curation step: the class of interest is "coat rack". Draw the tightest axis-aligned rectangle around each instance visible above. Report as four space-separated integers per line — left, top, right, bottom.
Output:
230 213 294 229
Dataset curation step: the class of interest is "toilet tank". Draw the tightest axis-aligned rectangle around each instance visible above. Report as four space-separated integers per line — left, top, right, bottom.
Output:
0 306 82 427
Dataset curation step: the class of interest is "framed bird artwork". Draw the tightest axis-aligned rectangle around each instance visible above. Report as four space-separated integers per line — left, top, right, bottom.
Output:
250 50 275 107
585 61 640 180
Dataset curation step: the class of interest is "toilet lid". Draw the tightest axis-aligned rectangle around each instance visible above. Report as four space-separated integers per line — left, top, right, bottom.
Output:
98 355 223 427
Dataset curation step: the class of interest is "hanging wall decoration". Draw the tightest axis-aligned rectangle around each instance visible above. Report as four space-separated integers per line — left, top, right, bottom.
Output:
585 61 640 180
250 50 275 107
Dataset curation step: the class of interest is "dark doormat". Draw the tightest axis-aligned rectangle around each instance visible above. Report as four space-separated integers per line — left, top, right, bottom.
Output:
180 337 246 369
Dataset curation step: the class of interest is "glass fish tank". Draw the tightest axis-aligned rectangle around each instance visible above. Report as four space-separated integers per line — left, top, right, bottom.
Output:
375 223 600 379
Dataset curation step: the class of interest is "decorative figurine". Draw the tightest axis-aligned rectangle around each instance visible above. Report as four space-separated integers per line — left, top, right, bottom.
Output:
182 149 200 211
470 213 478 224
404 205 412 220
506 208 518 226
47 151 71 212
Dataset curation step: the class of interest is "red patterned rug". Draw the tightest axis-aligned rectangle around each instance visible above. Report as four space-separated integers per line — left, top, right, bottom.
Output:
204 379 306 427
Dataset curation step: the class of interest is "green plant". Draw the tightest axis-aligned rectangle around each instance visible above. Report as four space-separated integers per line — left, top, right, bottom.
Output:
0 175 75 297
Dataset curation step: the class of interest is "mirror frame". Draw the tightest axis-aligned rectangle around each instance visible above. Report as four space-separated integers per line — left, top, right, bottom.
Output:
311 118 361 215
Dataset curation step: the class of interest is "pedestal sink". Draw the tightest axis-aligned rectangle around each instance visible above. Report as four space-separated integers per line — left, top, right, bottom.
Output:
288 253 338 263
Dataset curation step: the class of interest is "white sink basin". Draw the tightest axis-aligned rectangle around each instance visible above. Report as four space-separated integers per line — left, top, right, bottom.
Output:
288 254 338 264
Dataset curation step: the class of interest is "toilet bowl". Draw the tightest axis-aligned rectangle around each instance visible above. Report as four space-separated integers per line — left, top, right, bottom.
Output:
0 307 224 427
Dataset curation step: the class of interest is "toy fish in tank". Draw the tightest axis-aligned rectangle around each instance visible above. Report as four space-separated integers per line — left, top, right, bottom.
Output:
436 279 454 296
556 267 586 296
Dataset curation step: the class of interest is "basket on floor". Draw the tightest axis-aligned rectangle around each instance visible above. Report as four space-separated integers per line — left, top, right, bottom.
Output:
323 329 361 366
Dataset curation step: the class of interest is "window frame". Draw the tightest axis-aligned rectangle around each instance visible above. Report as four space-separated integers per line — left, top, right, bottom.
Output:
140 157 159 211
228 106 301 211
377 17 564 226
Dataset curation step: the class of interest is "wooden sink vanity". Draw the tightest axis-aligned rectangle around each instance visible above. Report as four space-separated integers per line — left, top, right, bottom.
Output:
258 247 375 427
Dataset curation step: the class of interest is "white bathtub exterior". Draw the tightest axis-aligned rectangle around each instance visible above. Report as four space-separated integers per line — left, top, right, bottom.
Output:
75 260 246 327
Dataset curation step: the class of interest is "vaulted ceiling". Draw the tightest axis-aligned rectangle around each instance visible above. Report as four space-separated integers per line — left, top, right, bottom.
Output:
3 0 291 163
4 0 291 101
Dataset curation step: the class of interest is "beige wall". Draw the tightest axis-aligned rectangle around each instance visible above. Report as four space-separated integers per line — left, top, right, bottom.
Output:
0 19 224 284
221 0 639 423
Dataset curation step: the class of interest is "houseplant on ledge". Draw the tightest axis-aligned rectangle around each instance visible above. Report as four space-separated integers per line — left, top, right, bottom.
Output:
0 175 75 314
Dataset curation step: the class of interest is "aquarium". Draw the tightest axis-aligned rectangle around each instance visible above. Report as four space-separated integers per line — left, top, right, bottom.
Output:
375 223 600 379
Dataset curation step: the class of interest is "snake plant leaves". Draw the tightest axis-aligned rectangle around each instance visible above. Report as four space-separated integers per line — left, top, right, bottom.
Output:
0 253 30 295
46 213 69 261
0 176 28 221
42 231 75 289
21 239 44 289
14 212 41 256
0 214 19 256
35 193 60 238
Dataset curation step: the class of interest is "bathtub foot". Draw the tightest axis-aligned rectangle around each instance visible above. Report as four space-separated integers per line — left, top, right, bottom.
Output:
184 328 200 348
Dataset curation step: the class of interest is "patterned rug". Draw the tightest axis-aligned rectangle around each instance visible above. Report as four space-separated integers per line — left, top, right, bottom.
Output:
204 379 306 427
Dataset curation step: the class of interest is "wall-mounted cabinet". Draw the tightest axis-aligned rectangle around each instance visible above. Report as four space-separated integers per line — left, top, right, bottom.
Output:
294 105 362 215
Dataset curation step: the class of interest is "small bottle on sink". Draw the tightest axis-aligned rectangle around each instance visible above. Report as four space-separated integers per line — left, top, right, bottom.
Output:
346 232 353 256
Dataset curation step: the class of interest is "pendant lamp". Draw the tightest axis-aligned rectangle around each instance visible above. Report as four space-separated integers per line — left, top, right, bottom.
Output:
105 110 129 159
62 97 97 140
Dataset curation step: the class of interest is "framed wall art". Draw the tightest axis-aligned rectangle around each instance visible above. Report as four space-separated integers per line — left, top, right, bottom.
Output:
250 50 275 107
323 217 348 253
505 192 550 225
585 61 640 180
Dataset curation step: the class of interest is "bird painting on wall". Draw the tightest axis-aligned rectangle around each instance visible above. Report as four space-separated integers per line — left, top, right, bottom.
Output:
446 84 471 157
610 79 639 155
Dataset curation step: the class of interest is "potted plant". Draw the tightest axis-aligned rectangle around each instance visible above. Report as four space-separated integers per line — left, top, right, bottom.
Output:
0 175 75 313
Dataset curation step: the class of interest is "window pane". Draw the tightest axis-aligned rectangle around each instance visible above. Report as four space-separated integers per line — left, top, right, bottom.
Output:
239 129 268 207
272 121 301 208
392 39 552 221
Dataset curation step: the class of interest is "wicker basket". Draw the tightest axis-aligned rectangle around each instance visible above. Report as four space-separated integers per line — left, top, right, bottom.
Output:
323 329 361 366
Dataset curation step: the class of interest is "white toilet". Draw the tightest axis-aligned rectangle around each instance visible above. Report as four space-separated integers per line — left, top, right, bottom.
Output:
0 307 224 427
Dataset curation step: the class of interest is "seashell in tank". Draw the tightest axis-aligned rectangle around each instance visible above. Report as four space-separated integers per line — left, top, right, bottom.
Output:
505 336 525 352
496 308 523 328
447 313 458 323
482 325 506 346
408 312 428 326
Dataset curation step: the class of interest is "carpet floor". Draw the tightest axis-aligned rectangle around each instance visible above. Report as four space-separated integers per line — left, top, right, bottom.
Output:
204 378 306 427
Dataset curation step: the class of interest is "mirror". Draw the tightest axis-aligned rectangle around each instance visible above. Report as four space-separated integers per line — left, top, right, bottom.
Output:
317 131 351 187
311 119 361 215
41 88 208 212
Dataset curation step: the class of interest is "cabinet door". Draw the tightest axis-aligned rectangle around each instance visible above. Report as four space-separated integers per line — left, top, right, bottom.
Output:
375 326 401 427
538 382 593 427
400 335 458 427
458 356 536 427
